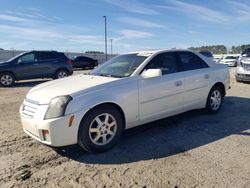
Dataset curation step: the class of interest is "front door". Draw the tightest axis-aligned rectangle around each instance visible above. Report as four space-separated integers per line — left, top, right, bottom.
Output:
138 52 185 122
15 52 40 80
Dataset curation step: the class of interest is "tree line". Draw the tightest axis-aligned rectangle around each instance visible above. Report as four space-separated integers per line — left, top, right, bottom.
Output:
188 44 250 54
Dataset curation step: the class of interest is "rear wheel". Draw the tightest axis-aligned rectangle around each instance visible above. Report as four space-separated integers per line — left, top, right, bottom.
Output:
78 105 124 153
206 86 223 113
0 72 15 87
55 70 69 79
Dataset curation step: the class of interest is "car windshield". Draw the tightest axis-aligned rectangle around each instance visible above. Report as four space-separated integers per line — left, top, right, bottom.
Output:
6 52 25 62
90 53 148 78
199 51 213 57
225 56 236 59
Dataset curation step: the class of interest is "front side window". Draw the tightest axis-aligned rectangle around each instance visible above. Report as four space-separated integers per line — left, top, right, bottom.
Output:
19 53 35 63
145 53 180 75
90 53 148 78
178 52 209 71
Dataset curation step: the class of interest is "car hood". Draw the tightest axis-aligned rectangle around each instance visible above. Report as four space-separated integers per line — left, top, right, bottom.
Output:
0 61 9 66
26 74 119 104
241 57 250 64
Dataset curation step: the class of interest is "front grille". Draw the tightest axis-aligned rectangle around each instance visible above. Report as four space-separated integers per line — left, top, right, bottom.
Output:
22 99 40 118
242 63 250 70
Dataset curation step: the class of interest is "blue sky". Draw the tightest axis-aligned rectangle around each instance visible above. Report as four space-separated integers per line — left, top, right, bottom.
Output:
0 0 249 53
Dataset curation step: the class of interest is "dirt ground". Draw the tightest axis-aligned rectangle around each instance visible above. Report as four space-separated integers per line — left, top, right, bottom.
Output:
0 69 249 188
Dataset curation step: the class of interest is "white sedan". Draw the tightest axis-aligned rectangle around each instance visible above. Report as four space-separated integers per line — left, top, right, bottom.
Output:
20 49 230 153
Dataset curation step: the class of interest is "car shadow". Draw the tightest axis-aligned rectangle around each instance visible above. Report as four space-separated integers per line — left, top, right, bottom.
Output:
55 96 250 164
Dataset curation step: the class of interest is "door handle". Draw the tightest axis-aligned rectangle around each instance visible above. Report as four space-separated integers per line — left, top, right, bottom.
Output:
175 81 183 86
204 74 210 79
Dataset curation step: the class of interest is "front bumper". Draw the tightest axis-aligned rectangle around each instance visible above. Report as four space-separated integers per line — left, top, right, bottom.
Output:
221 61 236 67
20 108 83 147
236 74 250 81
236 67 250 81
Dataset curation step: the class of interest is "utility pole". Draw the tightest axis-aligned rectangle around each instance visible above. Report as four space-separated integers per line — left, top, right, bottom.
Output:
103 16 107 61
110 39 113 54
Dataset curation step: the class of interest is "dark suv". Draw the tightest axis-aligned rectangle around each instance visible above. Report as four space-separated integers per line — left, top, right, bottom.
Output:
0 51 73 87
71 56 98 69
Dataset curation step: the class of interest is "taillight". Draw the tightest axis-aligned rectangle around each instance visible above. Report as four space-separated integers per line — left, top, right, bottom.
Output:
67 59 72 65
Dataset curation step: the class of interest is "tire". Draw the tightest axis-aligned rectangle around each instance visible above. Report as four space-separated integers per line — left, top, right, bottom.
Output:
78 105 124 153
89 63 94 69
0 72 15 87
54 69 69 79
206 86 223 113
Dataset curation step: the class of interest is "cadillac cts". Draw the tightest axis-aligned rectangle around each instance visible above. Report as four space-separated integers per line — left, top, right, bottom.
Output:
20 49 230 153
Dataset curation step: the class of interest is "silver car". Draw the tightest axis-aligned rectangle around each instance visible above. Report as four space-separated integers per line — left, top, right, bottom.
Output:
236 48 250 82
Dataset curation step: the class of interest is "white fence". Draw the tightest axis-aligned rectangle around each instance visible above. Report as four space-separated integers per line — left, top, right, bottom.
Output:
0 50 117 64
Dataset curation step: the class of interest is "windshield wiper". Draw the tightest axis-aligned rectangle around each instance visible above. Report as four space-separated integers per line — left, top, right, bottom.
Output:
99 74 123 78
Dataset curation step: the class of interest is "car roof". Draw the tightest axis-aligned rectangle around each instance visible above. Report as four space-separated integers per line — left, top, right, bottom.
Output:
25 50 59 53
125 49 197 56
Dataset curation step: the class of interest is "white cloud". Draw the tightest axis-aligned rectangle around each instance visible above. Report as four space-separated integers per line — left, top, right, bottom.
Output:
229 1 250 22
117 17 165 28
0 24 61 39
0 14 33 22
119 29 153 39
165 0 229 23
68 35 103 45
103 0 159 15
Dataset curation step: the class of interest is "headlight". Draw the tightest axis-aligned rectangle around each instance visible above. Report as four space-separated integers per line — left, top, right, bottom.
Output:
44 95 72 120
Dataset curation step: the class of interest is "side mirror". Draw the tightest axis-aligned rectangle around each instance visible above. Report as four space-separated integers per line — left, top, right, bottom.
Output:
17 58 22 64
141 69 162 79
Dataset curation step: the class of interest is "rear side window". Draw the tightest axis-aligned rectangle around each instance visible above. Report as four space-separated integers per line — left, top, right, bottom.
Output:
178 52 209 71
145 52 180 75
38 52 57 61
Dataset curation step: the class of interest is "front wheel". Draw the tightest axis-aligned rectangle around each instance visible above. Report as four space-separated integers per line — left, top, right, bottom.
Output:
206 86 223 113
89 63 95 69
0 72 15 87
78 105 124 153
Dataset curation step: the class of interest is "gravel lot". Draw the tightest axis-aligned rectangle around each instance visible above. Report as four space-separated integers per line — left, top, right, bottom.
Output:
0 68 249 188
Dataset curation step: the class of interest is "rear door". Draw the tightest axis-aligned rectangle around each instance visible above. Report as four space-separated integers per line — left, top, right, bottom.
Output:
80 57 92 67
138 52 185 121
177 51 211 108
36 52 58 77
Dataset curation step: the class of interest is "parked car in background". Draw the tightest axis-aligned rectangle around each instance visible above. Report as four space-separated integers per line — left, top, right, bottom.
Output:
0 51 73 87
236 48 250 82
199 50 214 61
20 49 230 153
219 55 238 67
71 56 98 69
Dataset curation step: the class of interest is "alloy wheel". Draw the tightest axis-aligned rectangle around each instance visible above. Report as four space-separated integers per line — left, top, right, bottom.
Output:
0 74 13 86
57 71 68 78
210 90 222 111
89 113 117 146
